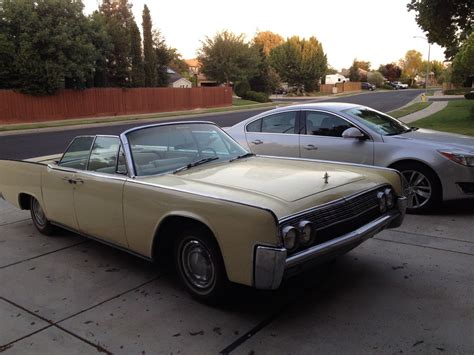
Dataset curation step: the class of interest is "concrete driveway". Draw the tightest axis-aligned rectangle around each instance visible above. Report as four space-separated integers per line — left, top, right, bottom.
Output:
1 198 473 354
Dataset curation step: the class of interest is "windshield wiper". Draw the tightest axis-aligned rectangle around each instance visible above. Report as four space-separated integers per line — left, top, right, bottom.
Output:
229 153 255 162
173 157 219 174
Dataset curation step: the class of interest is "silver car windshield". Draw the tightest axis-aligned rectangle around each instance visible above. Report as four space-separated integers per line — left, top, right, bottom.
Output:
343 107 410 136
126 123 248 176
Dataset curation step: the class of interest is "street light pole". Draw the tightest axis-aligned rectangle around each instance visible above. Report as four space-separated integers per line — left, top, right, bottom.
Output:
414 36 431 92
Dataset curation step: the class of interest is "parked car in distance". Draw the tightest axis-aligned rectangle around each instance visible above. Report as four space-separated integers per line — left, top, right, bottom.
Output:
225 103 474 213
0 121 407 303
361 82 376 91
274 87 288 95
390 81 409 89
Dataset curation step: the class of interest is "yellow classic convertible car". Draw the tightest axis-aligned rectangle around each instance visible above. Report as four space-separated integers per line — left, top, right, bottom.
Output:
0 121 407 303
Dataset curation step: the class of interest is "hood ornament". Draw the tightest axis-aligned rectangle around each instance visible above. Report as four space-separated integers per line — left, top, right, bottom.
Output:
323 172 330 184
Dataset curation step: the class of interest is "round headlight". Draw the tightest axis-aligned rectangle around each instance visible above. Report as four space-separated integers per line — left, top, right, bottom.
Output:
282 226 298 251
384 188 394 208
298 220 314 246
377 191 387 212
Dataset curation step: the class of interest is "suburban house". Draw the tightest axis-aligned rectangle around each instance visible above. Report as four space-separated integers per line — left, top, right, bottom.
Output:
184 59 218 87
325 74 349 84
167 68 192 88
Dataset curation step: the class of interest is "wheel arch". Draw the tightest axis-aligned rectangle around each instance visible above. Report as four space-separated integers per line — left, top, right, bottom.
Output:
388 159 443 200
151 214 221 265
18 193 34 210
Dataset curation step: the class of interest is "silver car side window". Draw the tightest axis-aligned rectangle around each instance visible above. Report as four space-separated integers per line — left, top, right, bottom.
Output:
260 112 297 134
305 111 352 137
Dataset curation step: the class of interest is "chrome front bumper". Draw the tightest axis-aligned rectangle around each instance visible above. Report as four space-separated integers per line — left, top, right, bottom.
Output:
254 196 407 290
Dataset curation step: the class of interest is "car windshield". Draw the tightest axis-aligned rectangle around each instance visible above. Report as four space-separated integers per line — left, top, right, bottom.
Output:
126 123 248 176
343 107 411 136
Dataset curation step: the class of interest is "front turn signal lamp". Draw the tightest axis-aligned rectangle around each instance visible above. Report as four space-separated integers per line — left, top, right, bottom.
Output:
439 151 474 167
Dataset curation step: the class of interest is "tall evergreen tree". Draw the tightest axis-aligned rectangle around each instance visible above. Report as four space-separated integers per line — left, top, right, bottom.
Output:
130 20 145 87
100 0 134 87
142 5 156 86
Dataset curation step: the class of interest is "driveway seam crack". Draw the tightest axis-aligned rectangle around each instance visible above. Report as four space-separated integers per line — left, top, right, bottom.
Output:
385 229 474 244
0 241 89 270
374 237 474 256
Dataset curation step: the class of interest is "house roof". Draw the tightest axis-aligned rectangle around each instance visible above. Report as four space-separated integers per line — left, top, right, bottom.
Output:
185 59 200 67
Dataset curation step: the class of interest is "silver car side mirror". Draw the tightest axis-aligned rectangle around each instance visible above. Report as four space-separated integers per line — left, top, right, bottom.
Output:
342 127 365 139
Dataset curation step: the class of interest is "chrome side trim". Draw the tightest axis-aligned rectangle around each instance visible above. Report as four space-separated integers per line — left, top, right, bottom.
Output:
50 220 153 262
254 246 287 290
285 209 400 269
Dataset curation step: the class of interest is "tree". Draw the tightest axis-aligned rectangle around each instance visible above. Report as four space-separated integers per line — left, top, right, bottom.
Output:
451 33 474 86
253 31 284 56
269 36 327 93
367 71 385 87
100 0 134 87
142 4 156 86
407 0 472 59
348 59 360 82
354 60 371 71
197 30 260 86
88 11 113 87
378 63 402 81
130 20 145 87
0 0 99 95
400 50 424 86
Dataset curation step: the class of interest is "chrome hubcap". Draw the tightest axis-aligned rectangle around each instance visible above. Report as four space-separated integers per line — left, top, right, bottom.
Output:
32 199 46 226
402 170 432 209
180 240 215 290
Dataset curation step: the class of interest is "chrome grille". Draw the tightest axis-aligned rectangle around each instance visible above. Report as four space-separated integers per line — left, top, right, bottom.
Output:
280 185 390 254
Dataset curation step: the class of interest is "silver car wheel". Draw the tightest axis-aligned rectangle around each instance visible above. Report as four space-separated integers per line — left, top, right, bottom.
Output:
402 170 432 209
180 239 216 291
31 198 46 227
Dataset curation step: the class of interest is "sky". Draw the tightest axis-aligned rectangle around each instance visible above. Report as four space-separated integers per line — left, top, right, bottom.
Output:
83 0 447 71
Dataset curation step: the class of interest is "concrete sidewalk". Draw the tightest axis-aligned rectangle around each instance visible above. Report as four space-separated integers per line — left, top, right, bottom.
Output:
398 90 450 124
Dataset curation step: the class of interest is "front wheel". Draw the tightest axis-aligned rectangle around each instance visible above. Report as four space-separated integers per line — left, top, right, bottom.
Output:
30 196 55 235
174 226 229 304
395 163 441 213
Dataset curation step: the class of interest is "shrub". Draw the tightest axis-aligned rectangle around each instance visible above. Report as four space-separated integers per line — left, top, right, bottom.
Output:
242 90 270 103
234 81 251 98
465 91 474 100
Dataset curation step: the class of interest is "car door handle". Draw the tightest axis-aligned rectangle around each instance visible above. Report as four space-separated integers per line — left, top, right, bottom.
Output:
62 177 74 184
73 178 84 184
304 144 318 150
251 139 263 145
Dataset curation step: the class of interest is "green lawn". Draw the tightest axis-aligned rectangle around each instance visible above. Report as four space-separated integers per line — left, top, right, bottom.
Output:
388 102 432 118
413 100 474 136
232 98 260 106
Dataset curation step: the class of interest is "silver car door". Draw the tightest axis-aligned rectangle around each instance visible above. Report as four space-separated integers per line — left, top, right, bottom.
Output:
244 111 300 157
299 110 374 165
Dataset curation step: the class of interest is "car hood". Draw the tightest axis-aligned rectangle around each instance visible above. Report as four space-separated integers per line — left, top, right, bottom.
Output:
387 128 474 152
137 157 395 219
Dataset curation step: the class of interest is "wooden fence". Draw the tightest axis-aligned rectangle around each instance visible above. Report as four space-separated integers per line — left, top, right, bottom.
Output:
320 82 362 94
0 87 232 124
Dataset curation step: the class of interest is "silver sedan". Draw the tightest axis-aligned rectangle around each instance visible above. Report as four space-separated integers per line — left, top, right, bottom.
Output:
225 102 474 213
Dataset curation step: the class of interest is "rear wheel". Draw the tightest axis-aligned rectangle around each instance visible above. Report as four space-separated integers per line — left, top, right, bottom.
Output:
174 226 228 304
395 162 441 213
30 196 55 235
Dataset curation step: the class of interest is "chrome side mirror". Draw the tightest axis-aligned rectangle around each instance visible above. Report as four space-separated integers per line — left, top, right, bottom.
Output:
342 127 366 139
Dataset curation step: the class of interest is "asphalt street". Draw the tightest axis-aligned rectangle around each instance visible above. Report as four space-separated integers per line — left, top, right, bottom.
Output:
0 90 424 160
